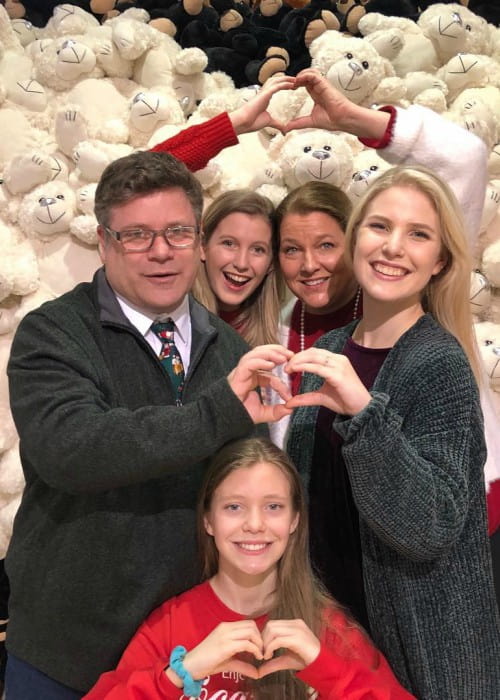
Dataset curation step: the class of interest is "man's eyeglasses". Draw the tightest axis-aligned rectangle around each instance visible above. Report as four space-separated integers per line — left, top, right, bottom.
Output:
104 225 199 252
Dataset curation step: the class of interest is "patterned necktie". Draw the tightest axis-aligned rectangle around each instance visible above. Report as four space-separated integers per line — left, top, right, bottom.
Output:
151 319 185 402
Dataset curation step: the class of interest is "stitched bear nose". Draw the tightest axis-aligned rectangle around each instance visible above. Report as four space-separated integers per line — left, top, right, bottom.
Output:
348 61 363 76
39 197 56 206
353 169 371 182
493 347 500 357
312 150 331 160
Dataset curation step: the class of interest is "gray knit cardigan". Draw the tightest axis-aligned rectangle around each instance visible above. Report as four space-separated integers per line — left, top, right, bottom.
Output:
287 314 500 700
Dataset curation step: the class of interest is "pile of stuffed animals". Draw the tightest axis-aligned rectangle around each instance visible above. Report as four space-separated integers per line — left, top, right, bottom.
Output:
0 0 499 551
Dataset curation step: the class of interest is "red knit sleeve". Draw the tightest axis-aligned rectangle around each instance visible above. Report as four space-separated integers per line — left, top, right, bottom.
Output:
150 112 239 172
359 106 397 150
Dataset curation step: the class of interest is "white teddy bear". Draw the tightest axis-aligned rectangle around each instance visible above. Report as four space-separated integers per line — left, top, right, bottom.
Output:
417 3 488 65
309 31 405 107
42 3 101 39
470 270 492 319
17 180 78 241
252 128 360 204
475 321 500 392
347 147 390 202
358 13 440 78
0 220 39 302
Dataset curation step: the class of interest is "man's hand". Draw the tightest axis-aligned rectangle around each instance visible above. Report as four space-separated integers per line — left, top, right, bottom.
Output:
228 345 293 423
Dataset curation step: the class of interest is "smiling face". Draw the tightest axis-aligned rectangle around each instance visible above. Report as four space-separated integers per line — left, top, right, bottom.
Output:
353 185 445 311
204 461 299 584
201 212 274 312
278 210 357 314
98 188 200 316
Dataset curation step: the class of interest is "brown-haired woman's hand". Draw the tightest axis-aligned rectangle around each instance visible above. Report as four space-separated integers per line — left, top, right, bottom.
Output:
229 75 296 135
285 348 372 416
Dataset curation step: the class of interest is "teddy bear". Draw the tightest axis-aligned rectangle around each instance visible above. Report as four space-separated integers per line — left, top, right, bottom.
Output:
0 220 39 302
251 128 361 204
438 53 500 105
347 146 390 201
309 30 405 107
357 11 440 77
475 321 500 393
41 3 101 39
70 182 99 245
482 238 500 292
418 2 493 65
10 18 40 47
470 269 492 319
17 180 78 242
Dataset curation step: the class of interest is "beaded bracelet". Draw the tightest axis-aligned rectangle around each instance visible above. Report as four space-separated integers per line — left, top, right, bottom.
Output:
169 645 203 698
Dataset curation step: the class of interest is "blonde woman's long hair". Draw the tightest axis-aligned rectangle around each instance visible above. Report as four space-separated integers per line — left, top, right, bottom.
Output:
197 437 339 700
344 165 482 384
193 190 286 347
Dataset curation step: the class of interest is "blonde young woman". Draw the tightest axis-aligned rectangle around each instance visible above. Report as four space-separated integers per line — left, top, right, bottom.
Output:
285 162 500 699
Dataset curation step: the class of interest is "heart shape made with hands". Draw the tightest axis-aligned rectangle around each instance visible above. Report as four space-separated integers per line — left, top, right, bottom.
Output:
222 619 319 680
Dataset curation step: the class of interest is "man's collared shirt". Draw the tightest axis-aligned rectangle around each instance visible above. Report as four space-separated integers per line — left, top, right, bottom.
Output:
115 293 192 374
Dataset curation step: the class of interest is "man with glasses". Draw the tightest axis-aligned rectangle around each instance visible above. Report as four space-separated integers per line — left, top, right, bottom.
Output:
5 151 290 699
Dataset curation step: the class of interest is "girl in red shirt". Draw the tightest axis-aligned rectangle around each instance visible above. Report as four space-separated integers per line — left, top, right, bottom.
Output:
85 437 414 700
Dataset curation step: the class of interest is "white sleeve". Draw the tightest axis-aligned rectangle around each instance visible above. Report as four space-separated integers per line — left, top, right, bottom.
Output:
382 104 488 249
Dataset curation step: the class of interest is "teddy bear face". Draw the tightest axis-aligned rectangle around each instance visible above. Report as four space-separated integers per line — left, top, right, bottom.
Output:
470 270 491 317
129 90 185 136
475 321 500 391
33 37 101 91
310 32 391 105
277 130 354 191
18 181 77 240
347 148 390 202
419 3 491 63
45 4 100 38
11 18 39 47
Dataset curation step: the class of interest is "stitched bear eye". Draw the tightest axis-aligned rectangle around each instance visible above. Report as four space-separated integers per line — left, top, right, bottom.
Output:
56 195 65 200
324 145 331 151
362 61 369 69
303 146 312 153
465 24 471 31
345 53 353 60
485 340 493 346
370 165 379 171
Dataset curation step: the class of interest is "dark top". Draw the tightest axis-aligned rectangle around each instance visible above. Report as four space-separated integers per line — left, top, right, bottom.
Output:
309 338 389 630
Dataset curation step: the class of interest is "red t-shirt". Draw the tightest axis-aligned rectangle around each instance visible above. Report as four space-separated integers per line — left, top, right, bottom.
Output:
85 581 414 699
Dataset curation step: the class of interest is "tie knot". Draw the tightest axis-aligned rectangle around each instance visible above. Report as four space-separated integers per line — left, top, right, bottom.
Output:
151 318 175 340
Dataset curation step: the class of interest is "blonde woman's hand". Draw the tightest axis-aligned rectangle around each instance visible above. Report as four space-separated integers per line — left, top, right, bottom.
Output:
229 75 296 135
228 344 294 423
285 348 372 416
258 619 321 677
166 621 263 686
